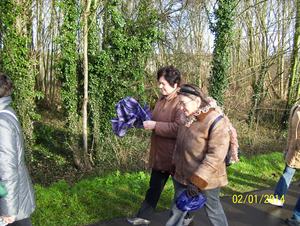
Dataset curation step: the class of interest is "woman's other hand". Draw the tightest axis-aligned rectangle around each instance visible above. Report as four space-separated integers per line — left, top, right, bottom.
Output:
1 216 15 224
143 121 156 130
186 183 200 198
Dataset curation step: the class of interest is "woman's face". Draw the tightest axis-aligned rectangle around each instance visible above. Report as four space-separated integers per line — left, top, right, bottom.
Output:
158 76 177 96
179 95 201 117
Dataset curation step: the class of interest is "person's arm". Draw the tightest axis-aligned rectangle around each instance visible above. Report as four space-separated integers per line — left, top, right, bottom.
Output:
0 118 19 218
189 118 230 190
153 105 182 138
286 105 298 151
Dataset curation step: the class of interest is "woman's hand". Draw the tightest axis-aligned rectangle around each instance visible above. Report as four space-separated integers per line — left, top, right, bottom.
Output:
1 216 15 224
186 183 200 198
143 121 156 130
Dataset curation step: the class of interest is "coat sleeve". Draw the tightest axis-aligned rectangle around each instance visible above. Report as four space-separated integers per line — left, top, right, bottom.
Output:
153 104 182 139
0 118 19 216
189 118 230 190
286 105 298 151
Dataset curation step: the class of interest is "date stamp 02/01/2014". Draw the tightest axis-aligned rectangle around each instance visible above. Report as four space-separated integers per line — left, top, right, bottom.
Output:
232 194 285 204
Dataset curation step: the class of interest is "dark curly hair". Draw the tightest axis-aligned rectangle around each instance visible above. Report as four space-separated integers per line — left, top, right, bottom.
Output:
157 66 181 88
0 73 13 98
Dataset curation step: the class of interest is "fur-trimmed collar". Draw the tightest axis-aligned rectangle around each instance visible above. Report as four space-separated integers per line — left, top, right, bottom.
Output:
196 108 215 122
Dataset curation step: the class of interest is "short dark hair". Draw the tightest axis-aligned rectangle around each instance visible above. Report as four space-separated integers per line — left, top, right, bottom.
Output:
0 73 13 98
157 66 181 88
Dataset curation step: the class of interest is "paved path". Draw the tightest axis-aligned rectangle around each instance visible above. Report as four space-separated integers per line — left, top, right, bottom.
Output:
86 181 300 226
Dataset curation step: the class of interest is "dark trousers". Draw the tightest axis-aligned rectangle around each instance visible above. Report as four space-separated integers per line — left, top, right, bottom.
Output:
10 218 32 226
137 169 173 220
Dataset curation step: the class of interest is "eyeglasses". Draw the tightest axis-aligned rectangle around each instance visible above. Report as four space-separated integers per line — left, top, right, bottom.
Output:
178 99 194 107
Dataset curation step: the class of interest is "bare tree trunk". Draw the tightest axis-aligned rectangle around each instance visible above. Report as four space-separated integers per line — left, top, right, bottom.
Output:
293 0 300 104
83 0 92 171
248 1 273 127
245 0 256 126
278 0 286 98
36 0 44 93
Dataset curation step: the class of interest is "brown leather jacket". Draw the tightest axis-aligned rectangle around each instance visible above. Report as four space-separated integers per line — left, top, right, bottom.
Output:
173 108 230 190
285 105 300 168
149 88 183 171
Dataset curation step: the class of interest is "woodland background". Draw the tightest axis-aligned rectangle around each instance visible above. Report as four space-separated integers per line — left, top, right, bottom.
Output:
0 0 299 186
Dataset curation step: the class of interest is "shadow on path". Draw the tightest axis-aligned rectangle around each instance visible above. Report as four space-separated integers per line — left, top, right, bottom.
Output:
85 181 300 226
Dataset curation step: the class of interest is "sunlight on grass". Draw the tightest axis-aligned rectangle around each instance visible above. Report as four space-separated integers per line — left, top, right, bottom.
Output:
31 171 174 226
31 151 299 225
221 152 300 196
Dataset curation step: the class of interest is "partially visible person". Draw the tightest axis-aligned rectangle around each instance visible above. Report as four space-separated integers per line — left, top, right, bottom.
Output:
165 84 237 226
0 181 8 226
267 104 300 226
0 72 36 226
127 66 193 226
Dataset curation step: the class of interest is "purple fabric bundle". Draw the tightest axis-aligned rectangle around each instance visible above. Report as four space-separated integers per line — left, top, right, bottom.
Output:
176 190 207 211
111 97 151 137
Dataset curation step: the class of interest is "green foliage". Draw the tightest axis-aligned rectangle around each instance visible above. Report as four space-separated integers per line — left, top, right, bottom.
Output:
208 0 236 106
54 0 82 159
89 0 161 151
0 0 41 149
51 0 161 168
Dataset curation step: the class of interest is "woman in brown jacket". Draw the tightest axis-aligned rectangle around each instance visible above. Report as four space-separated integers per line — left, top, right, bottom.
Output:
267 104 300 226
127 66 193 226
165 84 231 226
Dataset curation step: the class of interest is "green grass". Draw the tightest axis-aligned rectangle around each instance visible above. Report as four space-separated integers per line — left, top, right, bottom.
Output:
222 151 299 196
30 151 300 226
31 171 174 226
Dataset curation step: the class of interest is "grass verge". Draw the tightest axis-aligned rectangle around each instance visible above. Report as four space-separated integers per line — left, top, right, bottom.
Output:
30 151 299 226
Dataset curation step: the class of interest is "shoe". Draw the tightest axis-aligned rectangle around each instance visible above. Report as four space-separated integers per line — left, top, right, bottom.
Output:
266 198 284 207
183 215 194 226
126 217 150 225
286 217 300 226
